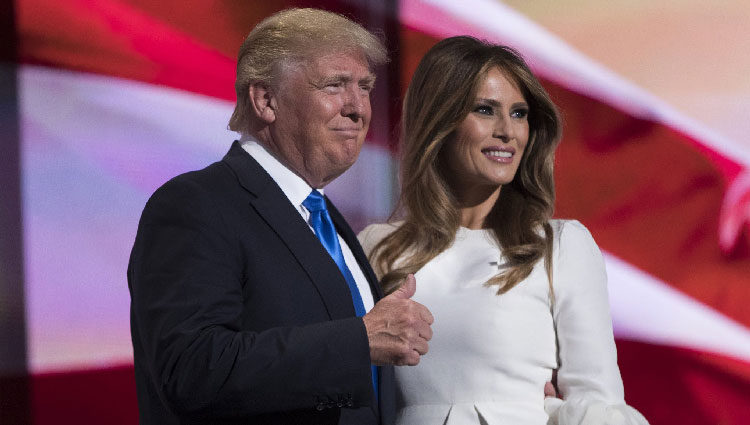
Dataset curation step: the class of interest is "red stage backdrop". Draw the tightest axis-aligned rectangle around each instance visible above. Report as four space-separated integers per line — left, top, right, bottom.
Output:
2 0 749 424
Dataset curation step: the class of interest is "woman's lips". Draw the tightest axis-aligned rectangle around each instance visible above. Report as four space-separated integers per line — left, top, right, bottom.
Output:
482 146 515 163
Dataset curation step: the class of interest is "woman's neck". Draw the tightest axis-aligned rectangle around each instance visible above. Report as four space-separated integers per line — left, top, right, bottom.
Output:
456 185 502 230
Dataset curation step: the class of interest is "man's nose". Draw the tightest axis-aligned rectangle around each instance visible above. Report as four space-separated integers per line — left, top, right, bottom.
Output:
342 86 367 120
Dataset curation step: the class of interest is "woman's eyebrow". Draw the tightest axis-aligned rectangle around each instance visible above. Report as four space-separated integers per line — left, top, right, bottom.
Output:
475 98 528 108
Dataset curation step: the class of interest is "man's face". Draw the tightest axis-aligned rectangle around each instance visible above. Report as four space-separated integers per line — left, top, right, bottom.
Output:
267 50 375 188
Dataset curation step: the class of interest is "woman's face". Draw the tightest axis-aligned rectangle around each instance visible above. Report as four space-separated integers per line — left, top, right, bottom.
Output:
443 67 530 193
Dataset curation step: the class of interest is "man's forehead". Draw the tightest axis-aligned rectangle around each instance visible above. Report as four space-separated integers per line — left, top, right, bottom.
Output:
307 51 374 77
275 50 375 88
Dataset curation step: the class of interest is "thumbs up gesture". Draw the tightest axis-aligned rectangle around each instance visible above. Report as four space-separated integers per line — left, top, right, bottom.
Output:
363 274 434 366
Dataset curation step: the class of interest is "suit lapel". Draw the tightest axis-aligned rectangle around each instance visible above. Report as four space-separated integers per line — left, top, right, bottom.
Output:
326 199 385 302
222 142 356 320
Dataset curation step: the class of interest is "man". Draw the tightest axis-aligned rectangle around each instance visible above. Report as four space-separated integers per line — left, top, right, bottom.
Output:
127 8 433 425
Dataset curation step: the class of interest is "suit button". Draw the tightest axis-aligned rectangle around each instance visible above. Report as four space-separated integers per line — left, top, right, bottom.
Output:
315 402 325 411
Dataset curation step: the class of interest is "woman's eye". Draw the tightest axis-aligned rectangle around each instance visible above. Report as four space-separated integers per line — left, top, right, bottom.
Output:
511 108 529 119
475 105 493 115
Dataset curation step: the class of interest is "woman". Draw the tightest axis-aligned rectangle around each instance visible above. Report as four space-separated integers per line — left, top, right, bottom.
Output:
358 36 649 424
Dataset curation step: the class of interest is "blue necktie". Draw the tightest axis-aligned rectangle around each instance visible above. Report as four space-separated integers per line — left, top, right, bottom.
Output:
303 190 378 398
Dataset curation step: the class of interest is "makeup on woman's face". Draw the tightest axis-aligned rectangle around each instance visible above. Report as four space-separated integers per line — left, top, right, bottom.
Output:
443 67 530 192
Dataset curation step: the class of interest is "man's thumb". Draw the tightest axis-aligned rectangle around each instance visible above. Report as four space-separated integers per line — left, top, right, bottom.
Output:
391 274 416 299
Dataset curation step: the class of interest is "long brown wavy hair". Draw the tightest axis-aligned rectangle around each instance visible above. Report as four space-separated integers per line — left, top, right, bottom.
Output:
369 36 562 296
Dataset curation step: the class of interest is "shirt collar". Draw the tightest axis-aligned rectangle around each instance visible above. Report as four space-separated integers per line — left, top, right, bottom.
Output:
239 134 320 209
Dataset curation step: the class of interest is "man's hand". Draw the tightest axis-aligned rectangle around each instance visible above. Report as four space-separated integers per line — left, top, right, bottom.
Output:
363 274 434 366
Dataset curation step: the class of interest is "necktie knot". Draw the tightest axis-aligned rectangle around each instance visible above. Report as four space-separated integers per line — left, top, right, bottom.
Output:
303 190 327 213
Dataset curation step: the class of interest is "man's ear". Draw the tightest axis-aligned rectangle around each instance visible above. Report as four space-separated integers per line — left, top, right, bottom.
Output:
248 82 277 125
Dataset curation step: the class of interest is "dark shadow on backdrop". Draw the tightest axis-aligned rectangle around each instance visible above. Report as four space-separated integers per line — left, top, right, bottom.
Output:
0 1 31 423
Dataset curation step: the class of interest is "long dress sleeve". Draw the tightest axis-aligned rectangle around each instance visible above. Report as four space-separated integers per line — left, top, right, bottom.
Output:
544 221 648 425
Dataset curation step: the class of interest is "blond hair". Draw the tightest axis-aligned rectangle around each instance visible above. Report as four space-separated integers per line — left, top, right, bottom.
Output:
228 8 388 134
370 36 561 296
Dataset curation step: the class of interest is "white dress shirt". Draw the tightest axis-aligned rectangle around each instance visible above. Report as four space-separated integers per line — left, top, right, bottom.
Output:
240 136 375 312
358 220 649 425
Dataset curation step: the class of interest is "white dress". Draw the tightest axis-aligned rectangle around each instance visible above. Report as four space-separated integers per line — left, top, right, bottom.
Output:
358 220 649 425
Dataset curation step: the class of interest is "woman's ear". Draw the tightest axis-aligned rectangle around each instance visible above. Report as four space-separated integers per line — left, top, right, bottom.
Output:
247 82 276 124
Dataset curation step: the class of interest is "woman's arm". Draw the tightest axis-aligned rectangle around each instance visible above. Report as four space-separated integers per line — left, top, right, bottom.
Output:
546 220 648 425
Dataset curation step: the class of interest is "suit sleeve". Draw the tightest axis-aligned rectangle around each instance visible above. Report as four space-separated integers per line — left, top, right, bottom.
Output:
128 177 373 418
544 221 649 424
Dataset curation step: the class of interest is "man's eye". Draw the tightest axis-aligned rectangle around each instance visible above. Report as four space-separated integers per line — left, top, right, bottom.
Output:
320 81 344 92
325 82 343 89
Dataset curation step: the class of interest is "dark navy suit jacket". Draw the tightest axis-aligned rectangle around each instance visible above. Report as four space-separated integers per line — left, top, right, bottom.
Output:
128 141 395 424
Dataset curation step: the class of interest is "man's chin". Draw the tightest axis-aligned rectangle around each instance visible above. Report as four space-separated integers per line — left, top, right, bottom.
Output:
334 140 363 162
318 160 359 188
338 135 364 149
